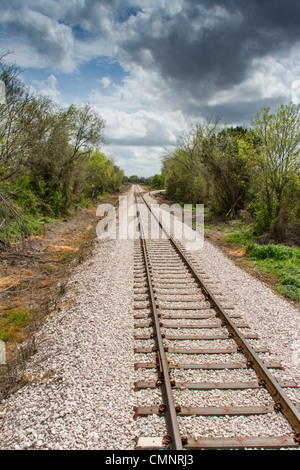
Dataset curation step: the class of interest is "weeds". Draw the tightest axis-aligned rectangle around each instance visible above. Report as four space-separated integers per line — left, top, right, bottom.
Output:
246 242 300 261
225 229 257 244
215 222 300 303
0 308 33 342
246 243 300 302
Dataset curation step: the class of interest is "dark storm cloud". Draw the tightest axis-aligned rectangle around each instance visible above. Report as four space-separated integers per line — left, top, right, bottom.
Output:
190 95 290 126
118 0 300 97
0 0 299 127
0 0 140 71
1 0 299 85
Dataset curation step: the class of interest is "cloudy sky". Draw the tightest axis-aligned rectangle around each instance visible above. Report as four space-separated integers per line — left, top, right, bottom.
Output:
0 0 300 176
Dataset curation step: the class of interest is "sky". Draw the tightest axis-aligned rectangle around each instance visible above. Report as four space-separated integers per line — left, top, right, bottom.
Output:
0 0 300 177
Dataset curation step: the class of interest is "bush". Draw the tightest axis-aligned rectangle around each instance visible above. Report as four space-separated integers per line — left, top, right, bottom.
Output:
246 242 300 261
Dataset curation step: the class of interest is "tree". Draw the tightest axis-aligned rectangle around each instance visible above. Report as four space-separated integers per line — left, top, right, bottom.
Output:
250 102 300 233
25 102 107 216
77 150 124 200
161 120 219 204
0 54 124 240
207 126 259 218
151 174 165 190
0 58 36 184
161 120 259 215
65 103 106 166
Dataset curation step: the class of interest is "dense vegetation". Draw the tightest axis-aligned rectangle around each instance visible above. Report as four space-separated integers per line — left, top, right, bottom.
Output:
159 106 300 301
161 104 300 245
0 54 124 241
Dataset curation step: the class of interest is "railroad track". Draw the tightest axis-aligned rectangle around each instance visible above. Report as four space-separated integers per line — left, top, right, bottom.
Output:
132 186 300 450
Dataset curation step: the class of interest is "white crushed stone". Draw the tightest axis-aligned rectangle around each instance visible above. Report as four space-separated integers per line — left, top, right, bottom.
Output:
0 186 299 449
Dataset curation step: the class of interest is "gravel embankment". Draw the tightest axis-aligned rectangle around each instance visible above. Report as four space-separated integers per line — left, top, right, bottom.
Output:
0 233 138 449
0 187 299 449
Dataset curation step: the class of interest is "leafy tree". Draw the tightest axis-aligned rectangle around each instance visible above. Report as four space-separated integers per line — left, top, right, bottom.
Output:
78 150 124 201
161 122 216 203
0 59 36 184
250 103 300 219
161 104 299 242
250 103 300 238
0 54 124 240
208 126 259 217
151 173 165 189
161 120 259 216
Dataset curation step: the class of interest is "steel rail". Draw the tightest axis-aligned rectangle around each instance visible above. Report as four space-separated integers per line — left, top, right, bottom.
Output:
137 187 300 442
134 190 183 450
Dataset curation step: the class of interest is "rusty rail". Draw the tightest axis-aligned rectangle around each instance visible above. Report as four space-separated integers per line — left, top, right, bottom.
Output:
133 186 300 449
134 191 183 450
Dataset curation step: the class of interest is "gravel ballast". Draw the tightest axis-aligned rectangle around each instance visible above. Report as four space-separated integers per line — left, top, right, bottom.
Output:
0 187 299 449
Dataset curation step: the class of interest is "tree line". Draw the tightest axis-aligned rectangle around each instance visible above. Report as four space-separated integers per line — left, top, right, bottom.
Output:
123 174 165 189
161 103 300 244
0 54 124 242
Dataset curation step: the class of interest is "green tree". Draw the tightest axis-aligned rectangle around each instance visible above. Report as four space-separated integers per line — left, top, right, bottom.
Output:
250 102 300 235
151 173 165 190
161 120 258 216
208 126 259 217
25 102 107 216
161 122 216 203
0 58 36 184
0 53 124 240
77 150 124 201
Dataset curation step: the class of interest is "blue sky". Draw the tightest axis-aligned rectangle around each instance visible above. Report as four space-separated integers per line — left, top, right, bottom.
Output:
0 0 300 176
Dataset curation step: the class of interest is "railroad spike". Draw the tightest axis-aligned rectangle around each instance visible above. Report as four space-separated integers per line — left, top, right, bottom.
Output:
158 404 167 414
181 436 188 446
274 402 283 412
162 435 172 446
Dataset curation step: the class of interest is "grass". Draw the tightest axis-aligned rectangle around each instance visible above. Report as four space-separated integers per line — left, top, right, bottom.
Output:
0 214 47 243
0 308 33 342
206 220 300 303
245 243 300 302
225 229 257 244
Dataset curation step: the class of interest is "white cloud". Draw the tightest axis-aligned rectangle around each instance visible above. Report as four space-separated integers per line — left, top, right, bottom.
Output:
207 56 295 106
100 76 112 88
1 0 300 176
30 74 62 102
1 6 76 73
292 80 300 104
107 144 164 177
102 107 182 146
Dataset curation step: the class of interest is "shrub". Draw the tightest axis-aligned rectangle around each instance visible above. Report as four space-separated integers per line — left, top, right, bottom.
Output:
246 242 300 261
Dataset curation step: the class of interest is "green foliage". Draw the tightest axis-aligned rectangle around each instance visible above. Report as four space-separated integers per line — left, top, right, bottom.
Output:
151 174 165 189
6 310 31 328
161 103 300 244
78 150 124 201
0 54 124 241
0 308 33 342
249 102 300 236
246 242 300 262
246 242 300 302
162 120 260 215
124 175 151 185
225 230 256 244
